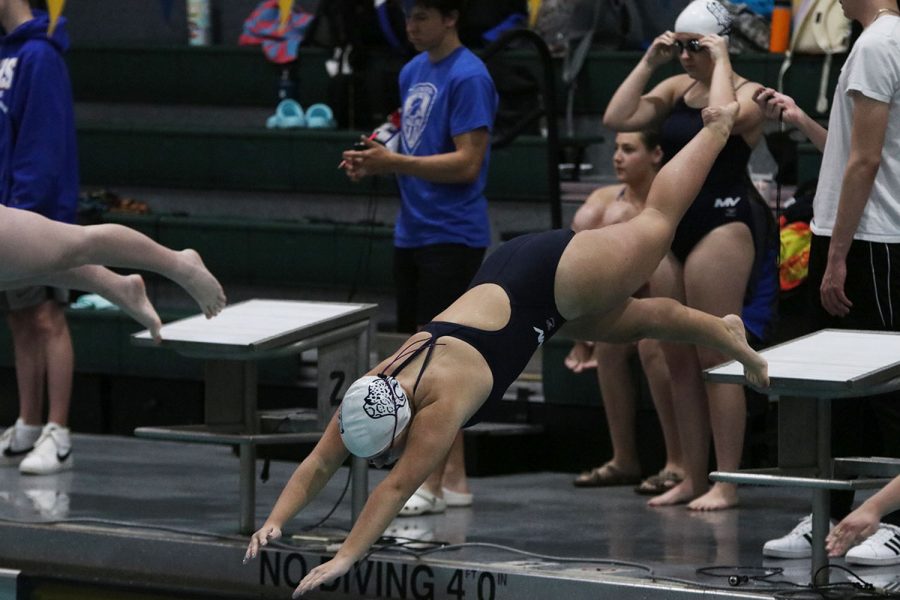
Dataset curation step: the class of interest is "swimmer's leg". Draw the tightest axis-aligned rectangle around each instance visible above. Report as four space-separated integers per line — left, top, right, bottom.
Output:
556 103 741 318
6 266 163 342
0 205 225 318
561 297 768 389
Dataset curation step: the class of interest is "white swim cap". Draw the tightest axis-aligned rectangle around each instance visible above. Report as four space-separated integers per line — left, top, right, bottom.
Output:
674 0 732 35
339 375 412 458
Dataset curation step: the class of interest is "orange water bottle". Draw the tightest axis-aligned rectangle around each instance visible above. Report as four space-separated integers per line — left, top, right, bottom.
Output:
769 0 791 53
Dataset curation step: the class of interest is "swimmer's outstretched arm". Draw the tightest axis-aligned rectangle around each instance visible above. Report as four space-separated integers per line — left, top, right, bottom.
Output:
243 400 464 597
565 297 769 388
294 402 463 597
244 413 349 563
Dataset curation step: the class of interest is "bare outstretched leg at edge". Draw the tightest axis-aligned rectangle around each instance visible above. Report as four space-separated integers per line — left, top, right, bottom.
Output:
0 205 226 334
10 266 165 342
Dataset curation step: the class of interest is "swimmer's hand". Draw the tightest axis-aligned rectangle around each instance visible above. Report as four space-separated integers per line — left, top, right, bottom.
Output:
293 556 353 597
243 523 282 564
563 341 597 373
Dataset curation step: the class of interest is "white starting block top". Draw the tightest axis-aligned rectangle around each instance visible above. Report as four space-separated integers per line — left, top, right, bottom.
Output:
707 329 900 395
132 299 377 356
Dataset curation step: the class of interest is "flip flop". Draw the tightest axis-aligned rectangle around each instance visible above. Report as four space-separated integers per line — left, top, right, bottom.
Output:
266 99 306 129
572 462 641 487
634 470 684 495
305 103 336 129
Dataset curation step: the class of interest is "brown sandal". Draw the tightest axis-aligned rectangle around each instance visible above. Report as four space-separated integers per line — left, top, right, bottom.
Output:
634 470 683 495
573 462 641 487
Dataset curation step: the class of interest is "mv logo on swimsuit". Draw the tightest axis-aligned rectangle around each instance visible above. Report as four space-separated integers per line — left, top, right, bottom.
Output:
713 196 742 209
402 82 437 153
0 58 17 91
533 319 555 346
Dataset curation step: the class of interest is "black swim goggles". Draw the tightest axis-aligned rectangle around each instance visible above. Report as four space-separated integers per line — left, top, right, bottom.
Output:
674 39 704 53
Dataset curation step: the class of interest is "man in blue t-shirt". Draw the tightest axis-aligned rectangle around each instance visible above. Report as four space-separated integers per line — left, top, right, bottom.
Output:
341 0 498 519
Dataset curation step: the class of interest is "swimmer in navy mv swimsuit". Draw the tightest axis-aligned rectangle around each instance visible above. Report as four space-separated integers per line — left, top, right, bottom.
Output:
247 103 770 597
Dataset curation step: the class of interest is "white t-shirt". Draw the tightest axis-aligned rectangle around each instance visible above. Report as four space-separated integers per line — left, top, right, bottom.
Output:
811 14 900 242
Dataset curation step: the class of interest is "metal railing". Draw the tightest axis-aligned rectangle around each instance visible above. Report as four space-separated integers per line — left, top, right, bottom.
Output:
481 29 562 230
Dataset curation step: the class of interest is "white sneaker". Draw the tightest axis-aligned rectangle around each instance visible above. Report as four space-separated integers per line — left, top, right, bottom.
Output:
858 572 900 594
399 486 447 517
19 423 73 475
845 524 900 566
0 419 41 467
763 514 835 559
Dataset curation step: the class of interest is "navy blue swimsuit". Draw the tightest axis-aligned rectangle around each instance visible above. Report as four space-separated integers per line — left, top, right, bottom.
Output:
661 91 756 263
385 229 575 427
660 85 778 343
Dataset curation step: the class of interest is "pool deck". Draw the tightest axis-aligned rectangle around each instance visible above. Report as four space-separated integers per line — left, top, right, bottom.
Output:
1 434 898 599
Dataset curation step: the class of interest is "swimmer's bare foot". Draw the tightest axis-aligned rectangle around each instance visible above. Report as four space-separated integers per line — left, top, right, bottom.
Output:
115 274 162 342
722 314 769 388
647 480 706 507
687 483 739 511
174 249 227 318
564 341 597 373
701 101 740 140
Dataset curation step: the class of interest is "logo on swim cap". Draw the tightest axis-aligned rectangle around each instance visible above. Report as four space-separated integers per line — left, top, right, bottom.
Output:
362 376 408 420
339 375 411 458
674 0 732 36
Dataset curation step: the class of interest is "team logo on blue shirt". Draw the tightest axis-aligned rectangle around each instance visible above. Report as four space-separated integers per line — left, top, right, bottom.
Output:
402 82 437 153
0 58 17 91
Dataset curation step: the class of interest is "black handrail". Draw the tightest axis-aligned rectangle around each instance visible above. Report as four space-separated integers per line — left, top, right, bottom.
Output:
480 29 562 230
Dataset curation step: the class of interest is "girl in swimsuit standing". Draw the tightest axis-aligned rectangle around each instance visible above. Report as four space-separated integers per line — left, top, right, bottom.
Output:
603 0 774 511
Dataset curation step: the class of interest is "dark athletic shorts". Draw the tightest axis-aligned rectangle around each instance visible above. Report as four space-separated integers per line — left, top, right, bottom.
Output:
393 244 485 333
0 286 69 312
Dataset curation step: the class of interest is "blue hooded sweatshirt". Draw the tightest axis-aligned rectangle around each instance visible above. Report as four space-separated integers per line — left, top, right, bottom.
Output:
0 11 78 223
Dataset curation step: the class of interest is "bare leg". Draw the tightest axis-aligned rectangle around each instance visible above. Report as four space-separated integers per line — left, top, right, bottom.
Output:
10 266 163 341
422 467 444 498
8 301 74 428
44 304 74 427
648 258 710 507
637 339 683 476
0 206 225 318
441 432 469 495
683 224 754 511
562 297 767 390
653 341 710 507
594 342 642 476
8 307 47 426
641 255 684 477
